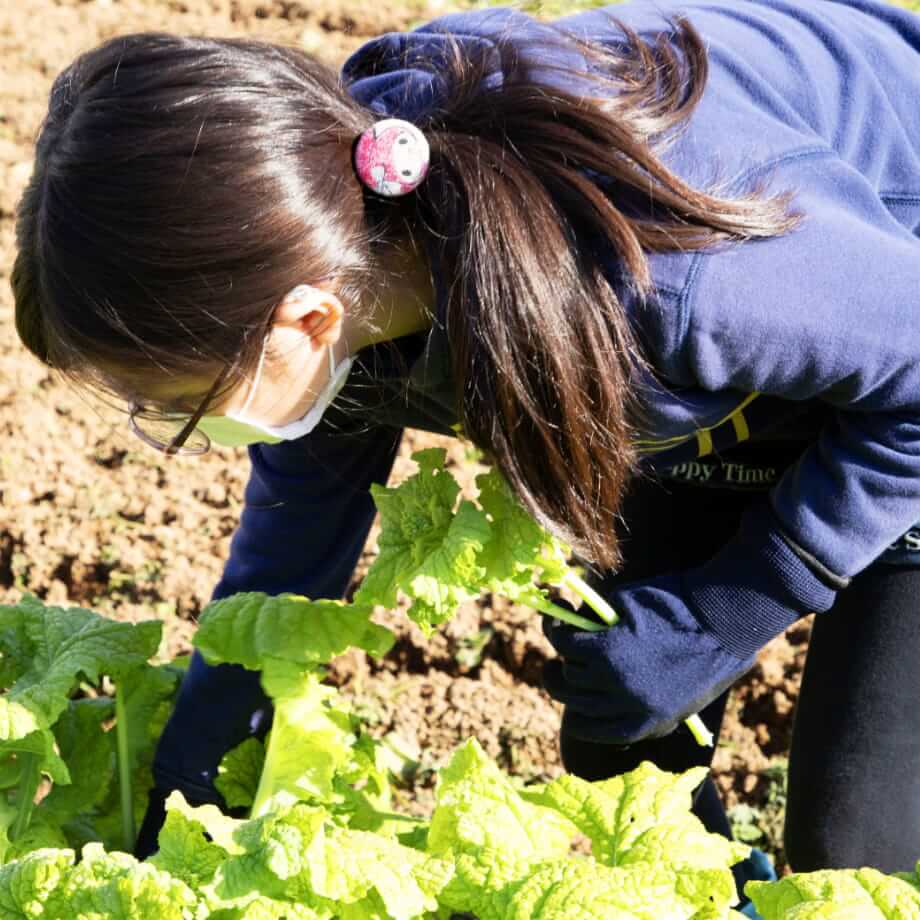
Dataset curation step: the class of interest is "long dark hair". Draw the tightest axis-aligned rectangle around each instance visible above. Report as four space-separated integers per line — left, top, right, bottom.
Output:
12 13 799 569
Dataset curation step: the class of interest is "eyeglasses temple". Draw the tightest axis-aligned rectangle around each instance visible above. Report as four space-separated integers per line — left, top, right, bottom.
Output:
165 366 232 456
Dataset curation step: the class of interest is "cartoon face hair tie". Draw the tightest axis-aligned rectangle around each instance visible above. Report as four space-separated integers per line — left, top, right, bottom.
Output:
354 118 430 198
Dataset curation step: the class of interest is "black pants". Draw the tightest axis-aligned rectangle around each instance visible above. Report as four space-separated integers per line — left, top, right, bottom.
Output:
560 447 920 881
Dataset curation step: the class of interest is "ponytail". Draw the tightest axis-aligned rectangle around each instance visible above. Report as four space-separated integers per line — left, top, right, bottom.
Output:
359 15 800 570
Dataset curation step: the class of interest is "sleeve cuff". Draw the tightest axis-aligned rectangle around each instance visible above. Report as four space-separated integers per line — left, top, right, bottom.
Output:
683 501 839 660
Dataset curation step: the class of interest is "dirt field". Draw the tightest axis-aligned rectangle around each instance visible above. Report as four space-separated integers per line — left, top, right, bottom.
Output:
2 0 877 875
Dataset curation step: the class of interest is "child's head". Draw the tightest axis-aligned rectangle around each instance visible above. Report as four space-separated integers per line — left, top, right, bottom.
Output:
12 14 798 568
12 33 381 426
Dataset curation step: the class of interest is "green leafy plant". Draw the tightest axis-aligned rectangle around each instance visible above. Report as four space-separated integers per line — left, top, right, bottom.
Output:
356 449 713 747
0 587 918 916
194 594 396 820
182 589 749 918
354 448 611 634
748 865 920 918
0 595 181 858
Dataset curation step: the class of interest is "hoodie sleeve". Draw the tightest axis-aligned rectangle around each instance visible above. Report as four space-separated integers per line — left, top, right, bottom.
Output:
685 152 920 578
659 150 920 655
152 425 402 801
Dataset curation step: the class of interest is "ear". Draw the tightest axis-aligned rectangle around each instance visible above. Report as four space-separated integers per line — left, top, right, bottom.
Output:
273 284 345 347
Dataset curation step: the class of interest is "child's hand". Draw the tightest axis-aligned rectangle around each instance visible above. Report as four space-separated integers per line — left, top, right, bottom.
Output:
541 574 756 744
542 501 839 745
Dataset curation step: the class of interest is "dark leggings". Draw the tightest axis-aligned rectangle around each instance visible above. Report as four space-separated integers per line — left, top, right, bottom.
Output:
559 458 920 881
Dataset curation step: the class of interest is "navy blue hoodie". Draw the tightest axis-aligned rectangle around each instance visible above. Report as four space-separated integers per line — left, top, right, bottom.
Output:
154 0 920 802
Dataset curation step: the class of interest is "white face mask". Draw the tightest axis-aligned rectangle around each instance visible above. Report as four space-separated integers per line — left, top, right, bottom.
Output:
197 341 354 448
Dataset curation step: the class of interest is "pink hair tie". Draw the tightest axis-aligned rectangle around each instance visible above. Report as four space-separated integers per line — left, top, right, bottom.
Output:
354 118 430 197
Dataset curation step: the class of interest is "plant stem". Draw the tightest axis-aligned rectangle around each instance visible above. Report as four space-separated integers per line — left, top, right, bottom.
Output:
11 753 39 841
560 571 619 626
685 714 714 748
528 595 607 632
250 724 280 819
115 688 136 852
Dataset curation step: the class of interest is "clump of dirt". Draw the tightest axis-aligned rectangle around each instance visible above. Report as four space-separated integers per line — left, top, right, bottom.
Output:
1 0 804 876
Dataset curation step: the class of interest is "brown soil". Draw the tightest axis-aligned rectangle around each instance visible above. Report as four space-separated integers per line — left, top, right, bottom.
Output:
0 0 805 875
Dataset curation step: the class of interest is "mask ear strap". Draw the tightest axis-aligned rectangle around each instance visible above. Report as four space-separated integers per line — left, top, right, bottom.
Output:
238 336 269 418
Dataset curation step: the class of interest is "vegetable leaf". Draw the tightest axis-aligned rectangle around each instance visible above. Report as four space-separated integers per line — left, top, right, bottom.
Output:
161 791 245 855
196 594 394 669
61 663 182 853
503 859 738 920
117 663 183 779
150 801 230 890
427 739 575 919
208 896 330 919
0 847 74 916
0 728 70 787
4 821 70 864
533 761 749 871
251 661 357 816
310 827 452 920
35 698 114 828
217 803 451 920
216 805 328 903
476 468 566 596
0 597 161 732
217 738 266 811
356 448 490 633
41 842 199 919
748 866 920 919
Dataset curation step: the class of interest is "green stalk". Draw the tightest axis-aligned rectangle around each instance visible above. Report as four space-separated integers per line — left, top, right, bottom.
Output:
11 753 39 841
115 689 136 852
527 594 607 632
685 715 714 748
251 720 282 819
556 572 714 748
559 570 619 626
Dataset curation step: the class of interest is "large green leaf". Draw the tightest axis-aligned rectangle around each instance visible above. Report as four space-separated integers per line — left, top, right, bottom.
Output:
476 469 570 595
216 803 451 920
36 699 114 827
3 822 70 866
502 858 738 920
58 663 182 852
41 843 198 919
251 662 357 815
208 897 330 919
150 803 230 891
161 792 245 855
196 594 394 670
216 806 331 903
117 664 182 778
0 847 74 917
534 761 749 870
427 739 575 919
0 728 70 788
748 867 920 919
0 597 161 733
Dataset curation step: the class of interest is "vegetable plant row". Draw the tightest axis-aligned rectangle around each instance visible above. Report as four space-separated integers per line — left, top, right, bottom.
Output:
1 452 919 916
